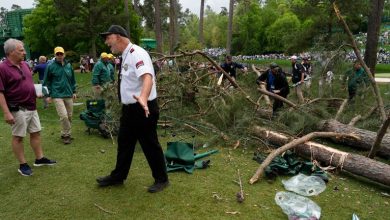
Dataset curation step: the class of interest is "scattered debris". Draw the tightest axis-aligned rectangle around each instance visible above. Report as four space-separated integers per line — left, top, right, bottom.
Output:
225 211 240 215
94 203 116 214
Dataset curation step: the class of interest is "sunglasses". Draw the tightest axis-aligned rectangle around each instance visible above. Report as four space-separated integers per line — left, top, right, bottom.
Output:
56 53 64 56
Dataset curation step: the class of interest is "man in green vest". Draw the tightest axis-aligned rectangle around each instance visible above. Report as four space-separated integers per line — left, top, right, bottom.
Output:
343 60 370 100
92 52 112 97
44 46 77 144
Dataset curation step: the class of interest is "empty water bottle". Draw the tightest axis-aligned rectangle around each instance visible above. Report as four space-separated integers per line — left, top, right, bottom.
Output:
275 191 321 220
282 173 326 196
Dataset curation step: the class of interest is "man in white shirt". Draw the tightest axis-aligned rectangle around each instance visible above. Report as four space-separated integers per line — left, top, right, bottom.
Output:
96 25 169 193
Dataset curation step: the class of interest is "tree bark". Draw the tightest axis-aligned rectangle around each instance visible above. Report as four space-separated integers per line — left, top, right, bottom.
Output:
199 0 205 45
226 0 234 55
169 0 177 55
319 119 390 158
154 0 163 53
124 0 130 38
364 0 385 76
368 114 390 158
251 126 390 186
249 131 357 184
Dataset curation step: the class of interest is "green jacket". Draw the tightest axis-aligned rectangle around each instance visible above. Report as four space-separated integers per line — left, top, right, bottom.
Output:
92 59 112 86
43 59 76 98
344 67 369 91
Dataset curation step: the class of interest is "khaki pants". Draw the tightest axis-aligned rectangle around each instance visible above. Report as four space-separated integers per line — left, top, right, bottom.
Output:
11 110 41 137
295 84 305 104
54 98 73 137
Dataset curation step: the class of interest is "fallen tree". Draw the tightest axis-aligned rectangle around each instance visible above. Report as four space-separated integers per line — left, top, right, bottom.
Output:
319 119 390 158
250 126 390 186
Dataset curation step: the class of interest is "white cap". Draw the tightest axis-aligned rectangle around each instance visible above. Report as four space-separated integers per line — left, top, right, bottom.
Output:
290 55 297 60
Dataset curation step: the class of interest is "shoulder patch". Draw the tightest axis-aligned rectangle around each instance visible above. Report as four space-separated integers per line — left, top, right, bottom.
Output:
136 60 144 69
130 48 135 53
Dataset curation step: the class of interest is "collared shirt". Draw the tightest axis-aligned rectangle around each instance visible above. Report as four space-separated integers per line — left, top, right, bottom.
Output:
33 63 47 81
0 59 36 110
120 43 156 104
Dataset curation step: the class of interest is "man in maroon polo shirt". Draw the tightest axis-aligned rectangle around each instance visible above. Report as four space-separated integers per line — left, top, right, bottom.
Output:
0 38 56 176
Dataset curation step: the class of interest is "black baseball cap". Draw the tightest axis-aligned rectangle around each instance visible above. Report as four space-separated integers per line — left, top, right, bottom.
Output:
100 25 129 38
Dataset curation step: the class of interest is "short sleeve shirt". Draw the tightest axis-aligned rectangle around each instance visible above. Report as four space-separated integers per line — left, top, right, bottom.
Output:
0 59 36 110
120 43 156 104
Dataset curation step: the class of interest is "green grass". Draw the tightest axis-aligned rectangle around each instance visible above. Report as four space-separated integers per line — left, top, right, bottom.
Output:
0 72 389 220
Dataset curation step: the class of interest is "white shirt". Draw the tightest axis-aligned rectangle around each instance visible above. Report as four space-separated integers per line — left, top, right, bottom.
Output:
120 43 156 104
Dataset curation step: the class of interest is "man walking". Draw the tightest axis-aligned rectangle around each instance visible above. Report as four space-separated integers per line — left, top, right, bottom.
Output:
44 46 77 144
97 25 169 193
0 39 56 176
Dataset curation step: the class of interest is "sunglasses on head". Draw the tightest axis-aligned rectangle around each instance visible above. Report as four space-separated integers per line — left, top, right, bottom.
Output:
56 52 64 56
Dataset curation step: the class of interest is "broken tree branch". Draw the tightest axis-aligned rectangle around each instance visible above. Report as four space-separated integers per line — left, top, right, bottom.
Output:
333 2 387 121
257 88 297 108
335 99 348 121
251 126 390 186
249 130 357 184
368 114 390 158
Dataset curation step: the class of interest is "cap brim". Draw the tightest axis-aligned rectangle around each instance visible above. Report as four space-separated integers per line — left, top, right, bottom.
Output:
99 32 112 38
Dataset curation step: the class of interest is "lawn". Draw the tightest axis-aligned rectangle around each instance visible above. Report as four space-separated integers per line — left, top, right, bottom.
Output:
0 72 389 220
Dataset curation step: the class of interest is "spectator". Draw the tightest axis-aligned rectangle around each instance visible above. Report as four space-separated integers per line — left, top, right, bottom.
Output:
32 55 49 109
0 38 56 176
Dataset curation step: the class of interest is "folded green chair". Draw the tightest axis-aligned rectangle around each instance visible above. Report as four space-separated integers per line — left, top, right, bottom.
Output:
165 142 218 174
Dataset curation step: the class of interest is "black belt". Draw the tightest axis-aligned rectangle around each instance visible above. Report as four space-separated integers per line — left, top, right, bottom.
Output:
123 99 157 107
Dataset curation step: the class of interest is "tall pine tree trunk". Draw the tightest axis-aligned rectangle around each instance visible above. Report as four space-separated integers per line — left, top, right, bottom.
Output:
124 0 130 38
154 0 163 53
169 0 177 55
199 0 205 45
364 0 385 76
226 0 234 55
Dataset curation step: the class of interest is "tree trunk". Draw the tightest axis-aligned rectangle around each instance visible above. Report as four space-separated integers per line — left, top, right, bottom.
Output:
251 126 390 186
364 0 385 76
226 0 234 55
199 0 205 45
319 119 390 158
133 0 141 18
154 0 163 53
169 0 177 55
124 0 130 38
88 0 97 59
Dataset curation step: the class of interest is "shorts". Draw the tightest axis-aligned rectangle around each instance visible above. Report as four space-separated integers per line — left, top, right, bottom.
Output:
11 109 41 137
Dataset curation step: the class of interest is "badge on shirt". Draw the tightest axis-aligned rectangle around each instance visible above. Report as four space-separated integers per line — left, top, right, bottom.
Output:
123 63 129 71
136 60 144 69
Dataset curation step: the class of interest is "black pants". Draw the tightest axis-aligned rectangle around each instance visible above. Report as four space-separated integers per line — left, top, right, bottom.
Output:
272 94 287 115
110 99 168 183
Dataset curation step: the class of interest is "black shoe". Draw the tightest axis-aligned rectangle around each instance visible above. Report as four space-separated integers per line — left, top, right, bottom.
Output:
96 175 123 187
147 181 169 193
33 157 57 167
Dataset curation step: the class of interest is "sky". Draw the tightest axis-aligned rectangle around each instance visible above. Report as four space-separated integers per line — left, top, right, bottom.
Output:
0 0 229 16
